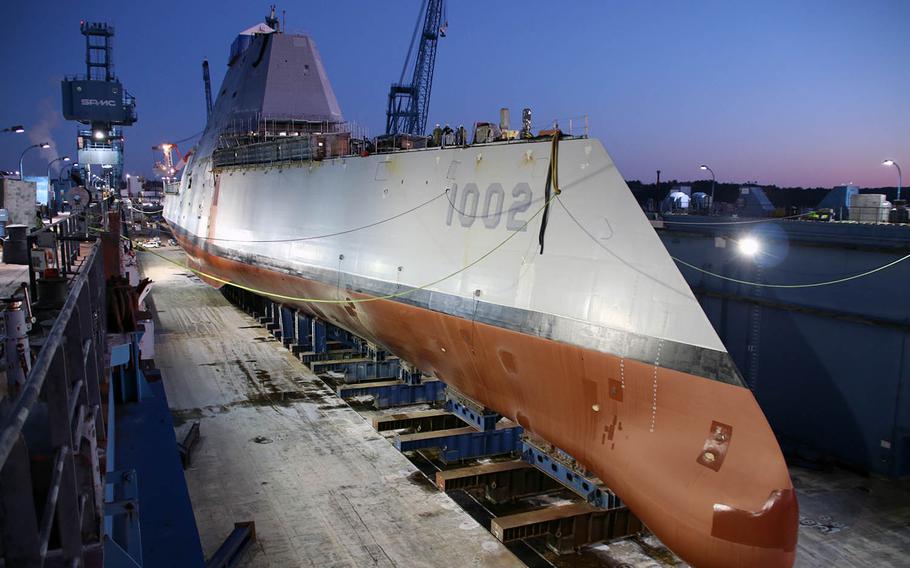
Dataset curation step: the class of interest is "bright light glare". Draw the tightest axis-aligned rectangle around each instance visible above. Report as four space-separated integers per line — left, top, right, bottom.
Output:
738 237 760 257
39 143 50 149
93 130 105 140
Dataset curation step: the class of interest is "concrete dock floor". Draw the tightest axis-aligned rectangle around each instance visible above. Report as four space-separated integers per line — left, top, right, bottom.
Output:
141 248 522 568
141 246 910 568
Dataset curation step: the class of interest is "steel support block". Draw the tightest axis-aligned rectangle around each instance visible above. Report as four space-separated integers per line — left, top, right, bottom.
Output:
522 436 619 509
396 422 522 463
435 460 563 503
337 378 445 408
291 312 313 355
372 409 463 432
311 319 327 355
491 502 642 554
309 357 400 382
446 395 500 431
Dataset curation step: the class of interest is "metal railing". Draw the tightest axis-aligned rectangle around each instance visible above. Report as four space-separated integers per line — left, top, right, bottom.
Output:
203 110 592 172
213 135 313 168
36 214 88 272
0 243 107 566
548 114 590 138
216 114 369 150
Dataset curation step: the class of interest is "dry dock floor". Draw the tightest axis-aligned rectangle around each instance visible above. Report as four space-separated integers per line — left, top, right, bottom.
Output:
141 248 522 568
141 247 910 568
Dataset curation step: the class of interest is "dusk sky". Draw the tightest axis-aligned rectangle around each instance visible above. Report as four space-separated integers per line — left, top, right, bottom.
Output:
0 0 907 188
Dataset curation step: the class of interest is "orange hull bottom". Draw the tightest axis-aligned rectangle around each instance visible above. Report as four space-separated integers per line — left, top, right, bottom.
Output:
174 234 797 568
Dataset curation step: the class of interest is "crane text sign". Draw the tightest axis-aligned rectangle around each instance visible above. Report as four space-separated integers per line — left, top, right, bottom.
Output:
80 98 118 107
61 79 133 123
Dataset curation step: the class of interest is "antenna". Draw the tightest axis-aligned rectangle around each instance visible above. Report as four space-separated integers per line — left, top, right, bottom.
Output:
202 59 214 121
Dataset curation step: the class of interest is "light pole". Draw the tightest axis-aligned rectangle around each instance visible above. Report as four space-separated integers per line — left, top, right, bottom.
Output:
46 156 71 181
47 156 71 214
699 164 716 212
883 159 903 201
2 125 24 134
58 162 77 183
18 142 50 180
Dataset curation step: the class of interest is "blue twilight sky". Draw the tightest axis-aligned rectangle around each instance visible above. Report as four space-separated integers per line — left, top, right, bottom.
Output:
0 0 907 188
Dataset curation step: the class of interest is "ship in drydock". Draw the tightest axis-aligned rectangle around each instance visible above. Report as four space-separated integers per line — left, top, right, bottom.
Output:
164 16 798 568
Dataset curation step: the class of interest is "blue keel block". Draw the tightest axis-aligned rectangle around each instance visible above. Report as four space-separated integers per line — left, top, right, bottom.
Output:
279 306 295 347
337 378 445 408
521 437 621 509
396 422 523 463
311 319 328 355
310 357 401 382
445 396 500 431
291 312 313 355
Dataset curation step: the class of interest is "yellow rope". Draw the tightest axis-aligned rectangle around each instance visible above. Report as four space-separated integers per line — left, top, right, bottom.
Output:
127 192 556 304
195 189 449 243
556 195 910 289
671 254 910 289
118 132 564 304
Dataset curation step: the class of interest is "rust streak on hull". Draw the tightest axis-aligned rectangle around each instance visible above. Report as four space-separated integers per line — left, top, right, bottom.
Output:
171 232 797 568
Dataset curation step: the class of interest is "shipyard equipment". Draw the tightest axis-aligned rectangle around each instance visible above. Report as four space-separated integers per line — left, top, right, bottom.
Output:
385 0 447 136
61 21 137 190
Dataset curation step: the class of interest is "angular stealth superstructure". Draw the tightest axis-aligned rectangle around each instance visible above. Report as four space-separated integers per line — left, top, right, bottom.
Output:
165 23 798 568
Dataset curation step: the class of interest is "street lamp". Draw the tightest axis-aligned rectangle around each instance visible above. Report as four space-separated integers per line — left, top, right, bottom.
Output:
47 156 71 180
883 159 902 201
19 142 51 180
46 156 71 214
58 162 78 187
58 162 77 178
2 125 24 134
699 164 716 212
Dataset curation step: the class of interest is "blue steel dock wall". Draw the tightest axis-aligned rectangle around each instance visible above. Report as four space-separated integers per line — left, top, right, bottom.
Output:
658 218 910 477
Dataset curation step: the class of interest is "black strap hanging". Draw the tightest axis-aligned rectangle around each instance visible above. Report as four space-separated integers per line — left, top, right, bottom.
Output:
538 132 560 254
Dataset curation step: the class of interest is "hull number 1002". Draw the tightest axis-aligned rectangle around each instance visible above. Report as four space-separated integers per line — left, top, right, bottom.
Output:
444 182 534 231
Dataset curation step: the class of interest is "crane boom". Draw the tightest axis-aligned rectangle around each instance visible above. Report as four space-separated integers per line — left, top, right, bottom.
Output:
385 0 446 136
